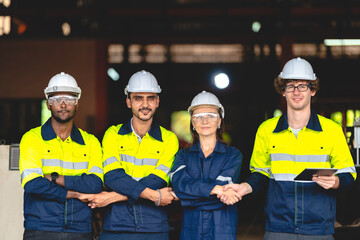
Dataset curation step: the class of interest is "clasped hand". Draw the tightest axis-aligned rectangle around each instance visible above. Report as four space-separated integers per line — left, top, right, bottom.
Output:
216 183 253 205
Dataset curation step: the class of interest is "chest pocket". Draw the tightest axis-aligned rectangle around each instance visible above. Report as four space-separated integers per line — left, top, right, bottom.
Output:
143 140 165 160
43 145 61 160
42 143 62 174
66 146 90 175
72 148 90 162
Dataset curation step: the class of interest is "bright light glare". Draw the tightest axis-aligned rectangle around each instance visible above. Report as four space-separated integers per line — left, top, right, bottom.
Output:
4 16 10 34
0 16 4 36
62 22 71 36
214 73 230 89
3 0 11 8
273 109 282 117
324 39 360 46
252 21 261 33
107 68 120 81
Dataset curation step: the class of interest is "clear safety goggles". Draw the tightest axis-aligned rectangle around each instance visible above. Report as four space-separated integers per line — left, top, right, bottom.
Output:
48 95 78 106
192 112 220 124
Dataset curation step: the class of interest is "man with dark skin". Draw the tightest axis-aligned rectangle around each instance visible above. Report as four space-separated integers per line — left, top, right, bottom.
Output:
19 72 103 240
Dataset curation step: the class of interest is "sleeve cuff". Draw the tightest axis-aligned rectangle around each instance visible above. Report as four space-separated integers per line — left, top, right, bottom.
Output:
245 172 269 194
337 173 355 191
200 183 217 198
129 184 147 201
64 175 74 190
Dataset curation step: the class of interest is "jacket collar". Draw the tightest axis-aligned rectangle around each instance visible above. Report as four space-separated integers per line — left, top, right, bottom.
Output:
273 110 323 133
189 140 227 153
118 118 163 142
41 118 85 145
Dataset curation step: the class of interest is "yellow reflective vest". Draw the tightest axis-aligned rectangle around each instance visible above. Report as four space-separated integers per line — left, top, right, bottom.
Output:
101 120 179 232
19 118 103 233
247 111 356 235
250 112 356 180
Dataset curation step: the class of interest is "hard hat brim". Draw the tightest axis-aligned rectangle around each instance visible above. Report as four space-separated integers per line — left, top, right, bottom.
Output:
44 86 82 99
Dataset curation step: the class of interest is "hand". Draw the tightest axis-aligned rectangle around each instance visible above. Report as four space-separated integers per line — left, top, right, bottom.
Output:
222 183 252 201
158 187 175 206
88 191 127 208
210 185 241 205
312 175 339 189
170 190 179 201
44 174 51 181
219 188 240 205
77 193 94 203
210 185 224 196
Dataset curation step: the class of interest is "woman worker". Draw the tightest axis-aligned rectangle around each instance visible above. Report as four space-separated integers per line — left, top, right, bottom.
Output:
169 91 243 240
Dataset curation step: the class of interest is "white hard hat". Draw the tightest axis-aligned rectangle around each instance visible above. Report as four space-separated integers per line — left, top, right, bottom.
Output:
279 57 317 81
124 70 162 96
44 72 82 99
188 91 225 118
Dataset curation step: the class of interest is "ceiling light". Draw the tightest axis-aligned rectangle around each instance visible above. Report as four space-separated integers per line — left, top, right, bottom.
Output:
62 22 71 36
107 68 120 81
252 21 261 33
214 73 230 89
324 39 360 46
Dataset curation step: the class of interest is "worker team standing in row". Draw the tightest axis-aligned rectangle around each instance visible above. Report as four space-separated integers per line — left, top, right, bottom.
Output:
19 57 356 240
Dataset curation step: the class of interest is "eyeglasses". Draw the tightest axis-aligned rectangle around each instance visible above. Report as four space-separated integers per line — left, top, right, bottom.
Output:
284 84 312 93
48 95 78 106
192 112 219 124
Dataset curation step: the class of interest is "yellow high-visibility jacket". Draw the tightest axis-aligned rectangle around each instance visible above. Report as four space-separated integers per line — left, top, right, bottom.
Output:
19 118 103 233
246 111 356 235
102 119 179 232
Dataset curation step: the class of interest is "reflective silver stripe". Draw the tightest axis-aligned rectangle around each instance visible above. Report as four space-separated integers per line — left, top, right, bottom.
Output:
155 164 170 174
336 166 356 174
42 159 89 170
168 165 186 181
270 153 330 163
21 168 43 183
89 166 104 174
251 166 271 175
103 157 118 167
120 154 158 166
143 158 159 166
216 175 233 184
270 173 296 181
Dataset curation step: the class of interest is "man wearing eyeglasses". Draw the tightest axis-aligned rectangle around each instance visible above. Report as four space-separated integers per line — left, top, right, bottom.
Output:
222 58 356 240
19 72 103 240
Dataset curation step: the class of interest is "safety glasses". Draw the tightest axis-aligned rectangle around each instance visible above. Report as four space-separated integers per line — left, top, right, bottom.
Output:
48 95 78 106
192 112 219 124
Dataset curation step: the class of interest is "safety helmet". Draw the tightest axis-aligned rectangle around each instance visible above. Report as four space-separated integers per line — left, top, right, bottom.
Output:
44 72 82 99
124 70 162 96
188 91 225 118
279 57 317 81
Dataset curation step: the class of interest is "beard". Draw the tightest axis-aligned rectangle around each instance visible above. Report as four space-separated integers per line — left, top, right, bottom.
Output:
51 107 77 123
133 107 155 122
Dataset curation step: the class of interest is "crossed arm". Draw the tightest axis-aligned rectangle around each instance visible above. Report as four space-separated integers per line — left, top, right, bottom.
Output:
83 187 176 209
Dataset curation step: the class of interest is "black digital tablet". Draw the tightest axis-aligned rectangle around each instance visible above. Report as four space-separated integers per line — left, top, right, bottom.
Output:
294 168 338 181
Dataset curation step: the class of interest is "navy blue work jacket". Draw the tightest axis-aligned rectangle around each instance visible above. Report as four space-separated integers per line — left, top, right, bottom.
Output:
170 141 243 240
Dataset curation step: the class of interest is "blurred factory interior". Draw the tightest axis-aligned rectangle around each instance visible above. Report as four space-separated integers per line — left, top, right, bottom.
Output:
2 0 360 239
